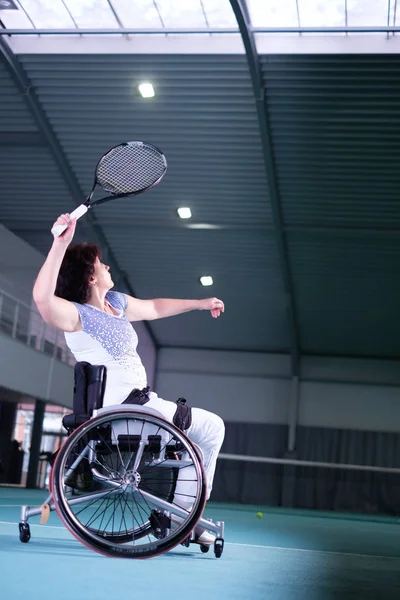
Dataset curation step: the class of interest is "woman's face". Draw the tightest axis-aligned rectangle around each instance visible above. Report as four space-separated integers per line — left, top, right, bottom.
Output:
92 257 114 290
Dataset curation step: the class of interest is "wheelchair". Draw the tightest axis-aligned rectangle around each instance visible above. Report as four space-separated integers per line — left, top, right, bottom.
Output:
19 363 225 559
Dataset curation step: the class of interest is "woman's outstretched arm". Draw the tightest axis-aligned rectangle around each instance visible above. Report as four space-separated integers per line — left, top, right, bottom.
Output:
124 296 225 322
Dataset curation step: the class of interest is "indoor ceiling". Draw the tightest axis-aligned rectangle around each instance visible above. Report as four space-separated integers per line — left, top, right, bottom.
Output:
1 1 400 360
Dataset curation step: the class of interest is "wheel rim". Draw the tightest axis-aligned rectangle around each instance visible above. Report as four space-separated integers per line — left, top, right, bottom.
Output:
51 410 206 558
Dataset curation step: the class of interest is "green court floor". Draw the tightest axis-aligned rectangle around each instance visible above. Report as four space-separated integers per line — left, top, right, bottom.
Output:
1 487 400 600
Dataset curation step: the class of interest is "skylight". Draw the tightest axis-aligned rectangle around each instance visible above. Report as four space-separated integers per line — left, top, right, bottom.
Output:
1 1 396 33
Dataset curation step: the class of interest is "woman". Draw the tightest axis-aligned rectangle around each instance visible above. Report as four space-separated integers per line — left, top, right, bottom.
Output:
33 214 225 544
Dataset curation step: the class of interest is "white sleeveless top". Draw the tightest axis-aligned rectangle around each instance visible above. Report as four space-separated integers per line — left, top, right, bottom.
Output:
64 291 147 407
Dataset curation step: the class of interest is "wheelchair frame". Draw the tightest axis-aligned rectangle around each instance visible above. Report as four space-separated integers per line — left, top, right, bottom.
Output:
19 404 225 559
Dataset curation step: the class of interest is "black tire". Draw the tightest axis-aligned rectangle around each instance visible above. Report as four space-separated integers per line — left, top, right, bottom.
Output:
19 522 31 543
181 536 191 548
51 409 206 559
214 539 224 558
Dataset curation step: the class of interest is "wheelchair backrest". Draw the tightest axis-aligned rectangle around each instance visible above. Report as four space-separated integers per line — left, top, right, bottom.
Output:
63 362 107 432
73 362 107 416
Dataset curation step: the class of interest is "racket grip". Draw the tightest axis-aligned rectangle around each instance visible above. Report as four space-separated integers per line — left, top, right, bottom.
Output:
51 204 88 237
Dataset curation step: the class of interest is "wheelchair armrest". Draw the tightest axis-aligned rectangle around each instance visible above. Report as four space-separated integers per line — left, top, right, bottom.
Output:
62 413 91 431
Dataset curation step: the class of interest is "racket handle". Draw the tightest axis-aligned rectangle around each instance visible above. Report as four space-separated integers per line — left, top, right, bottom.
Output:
51 204 88 237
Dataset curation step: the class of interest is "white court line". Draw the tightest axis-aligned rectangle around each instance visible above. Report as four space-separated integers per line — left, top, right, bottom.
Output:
1 520 400 561
0 520 67 531
227 542 400 561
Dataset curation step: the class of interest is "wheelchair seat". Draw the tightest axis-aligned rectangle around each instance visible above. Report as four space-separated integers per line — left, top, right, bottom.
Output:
97 404 174 456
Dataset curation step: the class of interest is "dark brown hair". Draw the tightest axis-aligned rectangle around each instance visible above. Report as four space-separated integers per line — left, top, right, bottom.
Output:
55 243 101 304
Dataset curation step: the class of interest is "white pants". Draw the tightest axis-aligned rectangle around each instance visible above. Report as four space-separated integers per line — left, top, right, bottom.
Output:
145 392 225 507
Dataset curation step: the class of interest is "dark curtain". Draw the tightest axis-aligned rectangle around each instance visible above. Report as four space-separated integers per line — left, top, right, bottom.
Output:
211 423 400 516
292 427 400 516
211 422 288 505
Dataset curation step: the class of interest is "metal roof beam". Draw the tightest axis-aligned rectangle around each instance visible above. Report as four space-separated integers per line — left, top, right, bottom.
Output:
5 27 400 35
0 36 158 348
229 0 300 376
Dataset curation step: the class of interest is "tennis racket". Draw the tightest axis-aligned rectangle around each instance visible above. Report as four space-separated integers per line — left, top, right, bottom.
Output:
51 141 167 237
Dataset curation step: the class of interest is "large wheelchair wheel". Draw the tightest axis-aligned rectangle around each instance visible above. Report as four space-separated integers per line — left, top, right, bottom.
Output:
51 407 206 559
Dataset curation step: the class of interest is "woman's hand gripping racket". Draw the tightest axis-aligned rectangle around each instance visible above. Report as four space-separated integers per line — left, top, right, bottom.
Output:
51 141 167 237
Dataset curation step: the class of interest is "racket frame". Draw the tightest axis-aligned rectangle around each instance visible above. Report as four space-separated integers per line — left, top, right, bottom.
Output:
51 141 167 237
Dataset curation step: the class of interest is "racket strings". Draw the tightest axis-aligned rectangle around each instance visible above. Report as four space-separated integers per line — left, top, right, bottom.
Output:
97 143 166 195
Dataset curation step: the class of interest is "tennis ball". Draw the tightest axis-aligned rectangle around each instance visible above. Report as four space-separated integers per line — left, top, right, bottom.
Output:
256 512 263 519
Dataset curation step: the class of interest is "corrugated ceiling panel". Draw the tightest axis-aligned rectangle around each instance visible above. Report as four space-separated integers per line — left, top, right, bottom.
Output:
10 54 287 351
260 55 400 357
289 231 400 357
0 147 76 250
261 55 400 228
106 227 288 351
0 60 78 256
20 55 271 228
0 61 37 132
5 52 400 357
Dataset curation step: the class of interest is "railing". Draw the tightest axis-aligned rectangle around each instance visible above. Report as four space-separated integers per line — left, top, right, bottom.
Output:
0 287 75 367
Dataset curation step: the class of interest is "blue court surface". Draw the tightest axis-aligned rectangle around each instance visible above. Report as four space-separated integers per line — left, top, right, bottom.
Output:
1 488 400 600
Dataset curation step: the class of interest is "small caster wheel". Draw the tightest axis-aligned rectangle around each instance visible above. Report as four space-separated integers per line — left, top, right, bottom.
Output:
181 536 190 548
214 538 224 558
19 522 31 543
200 544 210 553
149 510 170 539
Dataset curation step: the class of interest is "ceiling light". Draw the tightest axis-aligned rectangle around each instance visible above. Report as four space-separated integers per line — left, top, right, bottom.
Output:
187 223 223 230
138 83 155 98
200 276 213 287
177 207 192 219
